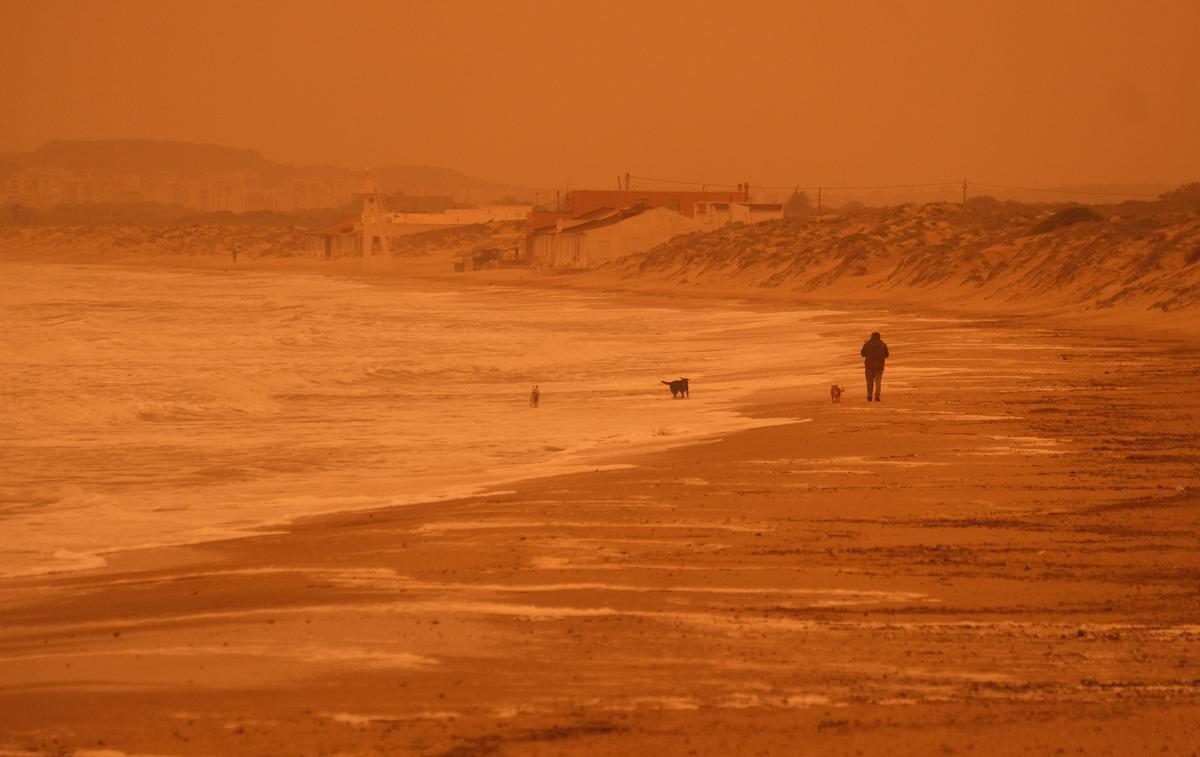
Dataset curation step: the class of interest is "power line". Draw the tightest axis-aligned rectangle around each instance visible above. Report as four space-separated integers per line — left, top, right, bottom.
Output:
786 181 961 192
629 175 964 192
970 182 1160 199
627 174 740 189
627 173 1163 199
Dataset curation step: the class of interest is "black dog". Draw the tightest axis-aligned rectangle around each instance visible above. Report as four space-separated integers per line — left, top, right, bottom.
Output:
661 378 689 398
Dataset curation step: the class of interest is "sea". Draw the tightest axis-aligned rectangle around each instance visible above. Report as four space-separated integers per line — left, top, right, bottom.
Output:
0 261 844 577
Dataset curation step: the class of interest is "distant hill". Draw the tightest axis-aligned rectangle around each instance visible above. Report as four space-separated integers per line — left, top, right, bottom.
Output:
18 139 279 178
1 139 533 198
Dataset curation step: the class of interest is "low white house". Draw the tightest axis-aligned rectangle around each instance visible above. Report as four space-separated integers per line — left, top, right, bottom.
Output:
309 203 532 262
308 216 360 259
694 201 784 228
530 206 703 269
389 205 530 226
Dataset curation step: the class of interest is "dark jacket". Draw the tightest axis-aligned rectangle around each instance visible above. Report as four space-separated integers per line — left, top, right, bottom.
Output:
860 337 889 369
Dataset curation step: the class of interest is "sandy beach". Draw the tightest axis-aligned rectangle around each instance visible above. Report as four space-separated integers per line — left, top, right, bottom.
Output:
2 276 1197 755
6 2 1200 752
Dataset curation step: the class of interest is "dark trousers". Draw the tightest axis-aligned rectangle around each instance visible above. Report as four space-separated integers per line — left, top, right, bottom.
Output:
865 365 883 400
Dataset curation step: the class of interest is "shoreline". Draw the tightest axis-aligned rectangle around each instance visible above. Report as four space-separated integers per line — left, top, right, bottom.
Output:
4 239 1200 340
2 292 1198 753
0 257 846 580
2 249 1199 754
0 249 1194 578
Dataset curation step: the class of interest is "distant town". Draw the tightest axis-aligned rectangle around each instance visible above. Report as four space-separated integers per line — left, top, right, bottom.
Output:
0 139 532 213
2 139 1185 276
315 178 785 272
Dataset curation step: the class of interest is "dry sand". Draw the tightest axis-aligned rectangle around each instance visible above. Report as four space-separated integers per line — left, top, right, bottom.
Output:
1 289 1198 755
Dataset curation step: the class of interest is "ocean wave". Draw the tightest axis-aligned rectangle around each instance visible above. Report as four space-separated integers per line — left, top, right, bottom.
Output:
0 260 845 577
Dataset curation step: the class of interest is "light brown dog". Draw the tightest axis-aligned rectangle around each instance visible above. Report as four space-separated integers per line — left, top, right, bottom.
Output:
830 384 844 404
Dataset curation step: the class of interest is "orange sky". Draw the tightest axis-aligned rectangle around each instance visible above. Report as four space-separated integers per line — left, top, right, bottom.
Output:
2 0 1197 189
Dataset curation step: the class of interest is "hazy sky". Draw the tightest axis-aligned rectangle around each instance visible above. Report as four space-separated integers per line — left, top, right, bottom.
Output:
2 0 1197 189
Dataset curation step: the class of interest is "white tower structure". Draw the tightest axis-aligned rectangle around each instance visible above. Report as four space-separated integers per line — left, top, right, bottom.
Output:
360 170 393 272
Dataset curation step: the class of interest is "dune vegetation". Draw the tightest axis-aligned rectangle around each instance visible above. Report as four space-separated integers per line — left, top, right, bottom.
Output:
611 194 1200 314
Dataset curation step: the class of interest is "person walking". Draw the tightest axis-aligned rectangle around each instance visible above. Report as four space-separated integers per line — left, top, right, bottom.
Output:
860 331 889 402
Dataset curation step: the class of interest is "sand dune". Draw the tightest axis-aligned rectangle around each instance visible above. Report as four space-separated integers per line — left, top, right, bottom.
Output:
607 202 1200 316
5 203 1198 325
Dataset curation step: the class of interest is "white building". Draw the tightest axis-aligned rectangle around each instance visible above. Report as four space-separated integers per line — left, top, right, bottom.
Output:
530 205 703 269
694 201 785 228
388 205 531 227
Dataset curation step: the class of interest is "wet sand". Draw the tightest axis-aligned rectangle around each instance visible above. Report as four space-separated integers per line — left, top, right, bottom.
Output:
1 308 1199 755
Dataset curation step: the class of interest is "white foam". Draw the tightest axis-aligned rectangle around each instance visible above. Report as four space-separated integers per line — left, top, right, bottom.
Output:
0 261 848 577
320 710 459 725
1 643 437 669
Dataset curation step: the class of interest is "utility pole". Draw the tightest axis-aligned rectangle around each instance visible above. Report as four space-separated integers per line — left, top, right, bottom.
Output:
962 178 968 205
624 172 631 191
817 186 822 213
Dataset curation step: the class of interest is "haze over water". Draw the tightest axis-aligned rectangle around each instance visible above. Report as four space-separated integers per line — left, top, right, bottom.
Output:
0 261 842 577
